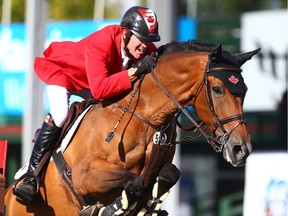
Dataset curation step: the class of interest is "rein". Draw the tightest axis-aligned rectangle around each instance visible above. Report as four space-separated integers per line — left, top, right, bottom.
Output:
110 103 159 131
149 56 246 153
149 71 218 149
106 54 246 152
105 75 146 143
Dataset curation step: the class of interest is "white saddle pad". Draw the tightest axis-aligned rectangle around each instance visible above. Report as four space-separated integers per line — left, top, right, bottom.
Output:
14 105 92 179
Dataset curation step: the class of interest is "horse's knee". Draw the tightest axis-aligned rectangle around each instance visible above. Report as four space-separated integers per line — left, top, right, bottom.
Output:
123 175 144 197
158 163 180 194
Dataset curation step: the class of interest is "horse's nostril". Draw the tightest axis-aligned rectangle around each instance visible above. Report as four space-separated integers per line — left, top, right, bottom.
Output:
233 145 242 154
233 145 243 159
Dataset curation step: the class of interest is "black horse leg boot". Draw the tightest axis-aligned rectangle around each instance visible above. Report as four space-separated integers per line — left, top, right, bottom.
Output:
13 113 61 204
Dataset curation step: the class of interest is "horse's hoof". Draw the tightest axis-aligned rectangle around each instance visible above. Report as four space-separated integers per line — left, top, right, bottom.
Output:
138 209 169 216
79 203 103 216
158 210 169 216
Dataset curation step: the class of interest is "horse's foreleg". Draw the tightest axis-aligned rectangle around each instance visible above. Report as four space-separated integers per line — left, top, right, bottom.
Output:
79 176 143 216
73 158 142 196
137 163 180 216
76 158 144 216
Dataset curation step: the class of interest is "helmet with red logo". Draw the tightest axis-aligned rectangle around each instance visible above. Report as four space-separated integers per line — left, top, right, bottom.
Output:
120 6 160 42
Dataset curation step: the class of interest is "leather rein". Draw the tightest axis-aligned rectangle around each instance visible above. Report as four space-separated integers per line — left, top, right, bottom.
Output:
110 55 246 153
47 55 248 210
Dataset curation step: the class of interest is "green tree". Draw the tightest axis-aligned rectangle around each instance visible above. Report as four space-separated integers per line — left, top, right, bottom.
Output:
178 0 287 17
0 0 287 23
0 0 123 23
0 0 25 22
50 0 94 20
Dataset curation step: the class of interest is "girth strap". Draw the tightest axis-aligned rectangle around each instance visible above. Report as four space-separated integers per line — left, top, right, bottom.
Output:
52 150 94 208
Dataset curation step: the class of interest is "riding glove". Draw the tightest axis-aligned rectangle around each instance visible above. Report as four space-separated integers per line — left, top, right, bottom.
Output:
134 55 157 77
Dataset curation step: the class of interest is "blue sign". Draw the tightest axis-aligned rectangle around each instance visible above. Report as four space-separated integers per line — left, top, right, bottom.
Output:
178 17 197 41
0 20 119 115
0 18 196 115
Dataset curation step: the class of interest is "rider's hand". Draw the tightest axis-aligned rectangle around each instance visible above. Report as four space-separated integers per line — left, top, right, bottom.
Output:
133 55 157 77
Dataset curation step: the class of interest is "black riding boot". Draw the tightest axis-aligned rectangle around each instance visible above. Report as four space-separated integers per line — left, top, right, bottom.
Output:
13 114 61 204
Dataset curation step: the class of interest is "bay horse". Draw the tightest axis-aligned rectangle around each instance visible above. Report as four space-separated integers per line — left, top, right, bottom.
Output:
5 41 259 216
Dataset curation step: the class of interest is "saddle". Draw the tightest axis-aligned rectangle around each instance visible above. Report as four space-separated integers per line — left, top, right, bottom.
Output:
31 98 99 178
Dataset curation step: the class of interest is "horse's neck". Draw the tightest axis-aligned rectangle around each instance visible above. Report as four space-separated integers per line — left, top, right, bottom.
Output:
131 75 177 126
145 53 206 107
116 53 207 126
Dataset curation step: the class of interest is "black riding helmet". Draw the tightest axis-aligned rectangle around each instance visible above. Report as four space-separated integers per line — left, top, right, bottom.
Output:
120 6 160 42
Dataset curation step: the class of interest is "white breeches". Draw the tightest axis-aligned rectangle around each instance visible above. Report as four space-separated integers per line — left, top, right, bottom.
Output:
46 85 92 127
46 85 70 127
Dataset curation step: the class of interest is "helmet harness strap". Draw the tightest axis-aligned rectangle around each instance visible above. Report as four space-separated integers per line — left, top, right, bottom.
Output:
123 30 134 59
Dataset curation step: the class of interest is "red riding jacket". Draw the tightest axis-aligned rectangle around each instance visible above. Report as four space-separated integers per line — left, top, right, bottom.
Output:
34 25 157 100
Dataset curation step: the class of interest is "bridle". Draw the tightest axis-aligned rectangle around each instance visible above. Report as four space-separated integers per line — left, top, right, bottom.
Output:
149 55 246 152
107 54 247 153
202 58 246 152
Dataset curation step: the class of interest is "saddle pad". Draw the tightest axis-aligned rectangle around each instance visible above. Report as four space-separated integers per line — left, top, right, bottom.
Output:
14 105 92 180
57 105 92 153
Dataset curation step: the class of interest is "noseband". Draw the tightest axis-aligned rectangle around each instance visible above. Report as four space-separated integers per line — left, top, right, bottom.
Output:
150 57 246 152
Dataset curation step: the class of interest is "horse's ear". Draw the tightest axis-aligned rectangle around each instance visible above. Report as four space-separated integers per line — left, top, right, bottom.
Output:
210 44 222 63
211 44 222 57
234 48 261 66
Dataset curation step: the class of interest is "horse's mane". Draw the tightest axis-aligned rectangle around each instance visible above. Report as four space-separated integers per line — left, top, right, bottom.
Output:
157 40 218 56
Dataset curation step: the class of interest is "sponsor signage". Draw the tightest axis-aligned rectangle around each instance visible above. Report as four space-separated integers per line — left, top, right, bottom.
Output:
241 10 287 111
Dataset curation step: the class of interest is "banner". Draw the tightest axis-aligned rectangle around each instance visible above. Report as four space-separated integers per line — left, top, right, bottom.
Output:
243 152 288 216
241 10 288 111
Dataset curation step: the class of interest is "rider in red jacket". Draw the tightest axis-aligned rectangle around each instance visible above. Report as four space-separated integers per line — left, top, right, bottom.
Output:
14 6 160 204
34 24 157 100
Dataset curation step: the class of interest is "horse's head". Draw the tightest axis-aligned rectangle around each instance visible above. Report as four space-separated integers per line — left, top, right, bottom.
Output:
194 44 260 167
141 41 260 167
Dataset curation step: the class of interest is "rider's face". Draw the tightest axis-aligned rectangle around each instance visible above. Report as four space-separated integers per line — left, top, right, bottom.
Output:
124 31 149 59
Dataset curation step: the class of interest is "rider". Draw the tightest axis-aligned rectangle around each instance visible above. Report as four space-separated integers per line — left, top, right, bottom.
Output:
13 6 160 204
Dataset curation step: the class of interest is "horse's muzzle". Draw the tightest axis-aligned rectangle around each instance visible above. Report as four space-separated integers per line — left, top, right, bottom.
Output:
223 141 251 167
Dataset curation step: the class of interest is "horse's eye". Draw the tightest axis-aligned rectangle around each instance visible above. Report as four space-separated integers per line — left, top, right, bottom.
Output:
212 86 223 95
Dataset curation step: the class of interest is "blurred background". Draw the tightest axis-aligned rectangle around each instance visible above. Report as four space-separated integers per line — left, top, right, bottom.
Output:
0 0 287 215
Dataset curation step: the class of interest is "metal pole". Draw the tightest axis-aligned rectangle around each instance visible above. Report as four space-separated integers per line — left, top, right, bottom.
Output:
121 0 141 16
1 0 11 24
22 0 49 165
187 0 197 18
147 1 179 215
147 0 177 46
93 0 105 21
